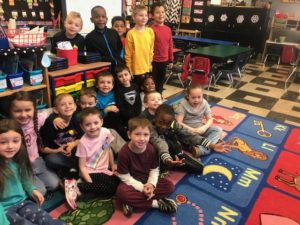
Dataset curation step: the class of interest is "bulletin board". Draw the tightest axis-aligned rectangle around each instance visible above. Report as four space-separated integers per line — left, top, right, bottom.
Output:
63 0 122 34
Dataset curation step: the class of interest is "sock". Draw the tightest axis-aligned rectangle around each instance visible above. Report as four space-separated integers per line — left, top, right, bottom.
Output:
152 199 158 208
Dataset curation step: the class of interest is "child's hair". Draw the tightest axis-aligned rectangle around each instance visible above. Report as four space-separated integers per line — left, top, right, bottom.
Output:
8 91 42 152
132 5 148 17
141 75 155 91
91 5 106 16
186 83 204 98
54 93 74 107
155 104 175 119
0 119 33 195
151 2 166 15
95 71 114 84
79 87 97 101
143 91 161 103
111 16 126 27
128 117 152 132
115 64 131 75
65 11 83 29
79 107 102 124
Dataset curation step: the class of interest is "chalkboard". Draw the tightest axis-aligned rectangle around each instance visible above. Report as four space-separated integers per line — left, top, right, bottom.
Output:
63 0 122 34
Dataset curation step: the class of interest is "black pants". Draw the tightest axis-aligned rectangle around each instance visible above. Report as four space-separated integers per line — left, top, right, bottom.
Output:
78 173 119 198
152 61 168 94
133 73 147 90
103 111 128 141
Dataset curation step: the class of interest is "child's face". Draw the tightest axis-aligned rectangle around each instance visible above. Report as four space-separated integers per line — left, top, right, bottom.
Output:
153 6 166 25
112 20 126 37
91 7 107 29
80 114 103 138
96 76 114 94
117 69 132 87
0 130 22 159
128 126 150 152
65 17 82 37
79 95 97 109
154 113 174 134
145 93 162 111
133 9 148 26
10 100 34 126
143 78 156 92
55 96 76 118
187 88 203 108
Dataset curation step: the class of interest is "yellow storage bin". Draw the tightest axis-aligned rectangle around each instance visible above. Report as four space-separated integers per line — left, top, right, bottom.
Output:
55 81 84 96
86 79 95 88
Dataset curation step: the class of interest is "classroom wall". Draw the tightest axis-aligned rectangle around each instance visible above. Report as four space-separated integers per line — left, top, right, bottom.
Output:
270 0 300 16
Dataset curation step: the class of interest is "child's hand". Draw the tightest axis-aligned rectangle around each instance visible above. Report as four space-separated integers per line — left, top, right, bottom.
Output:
194 126 207 134
56 144 67 153
53 117 67 130
168 63 173 70
111 164 117 173
31 190 44 206
64 141 77 156
211 142 231 153
143 183 155 200
165 156 185 167
105 105 119 113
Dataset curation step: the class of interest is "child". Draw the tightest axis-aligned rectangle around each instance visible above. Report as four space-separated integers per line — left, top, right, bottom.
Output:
116 117 177 218
115 64 142 125
85 6 123 71
66 108 119 209
0 119 65 225
111 16 127 48
151 2 174 94
9 91 59 196
51 11 85 54
151 104 229 174
95 71 128 140
140 75 156 110
175 84 223 157
140 91 163 122
125 5 154 87
40 93 83 175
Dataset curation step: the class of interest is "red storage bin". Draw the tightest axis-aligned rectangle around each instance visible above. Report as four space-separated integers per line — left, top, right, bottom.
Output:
86 67 110 80
53 72 83 88
57 48 78 66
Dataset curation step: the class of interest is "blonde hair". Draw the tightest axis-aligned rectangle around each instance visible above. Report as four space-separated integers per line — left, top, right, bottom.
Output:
143 91 161 103
54 93 74 107
65 11 83 29
79 87 97 101
186 83 203 98
132 5 148 17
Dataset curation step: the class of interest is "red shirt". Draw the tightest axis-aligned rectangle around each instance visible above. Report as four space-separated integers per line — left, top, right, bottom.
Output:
151 23 174 63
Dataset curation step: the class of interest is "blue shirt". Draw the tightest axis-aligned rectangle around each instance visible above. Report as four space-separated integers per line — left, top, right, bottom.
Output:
96 91 116 117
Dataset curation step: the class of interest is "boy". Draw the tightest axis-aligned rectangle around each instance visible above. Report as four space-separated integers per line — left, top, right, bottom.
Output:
151 2 174 94
85 6 123 72
151 104 229 173
140 91 163 122
116 117 177 218
111 16 126 47
51 11 85 54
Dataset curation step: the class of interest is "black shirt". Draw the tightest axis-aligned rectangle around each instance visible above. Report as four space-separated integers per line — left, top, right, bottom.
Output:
51 30 85 54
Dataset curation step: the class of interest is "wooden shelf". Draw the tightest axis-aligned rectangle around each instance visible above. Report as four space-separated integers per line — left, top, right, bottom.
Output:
0 84 47 98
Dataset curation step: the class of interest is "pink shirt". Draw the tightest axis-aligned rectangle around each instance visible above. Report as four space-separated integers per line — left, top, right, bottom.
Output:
22 113 47 162
76 128 114 175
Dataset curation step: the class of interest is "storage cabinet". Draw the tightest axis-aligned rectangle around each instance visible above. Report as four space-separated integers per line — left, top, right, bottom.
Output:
46 62 110 106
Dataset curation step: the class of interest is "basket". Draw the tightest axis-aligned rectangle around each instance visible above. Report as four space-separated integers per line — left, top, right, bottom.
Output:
19 63 43 86
57 48 78 66
0 74 7 92
5 28 47 47
7 71 24 90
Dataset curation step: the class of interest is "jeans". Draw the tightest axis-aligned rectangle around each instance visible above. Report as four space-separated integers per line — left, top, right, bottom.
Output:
197 125 222 155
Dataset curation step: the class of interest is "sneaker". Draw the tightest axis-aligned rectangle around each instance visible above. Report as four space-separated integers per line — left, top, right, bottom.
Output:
65 179 79 210
158 198 177 214
122 203 133 218
191 146 201 158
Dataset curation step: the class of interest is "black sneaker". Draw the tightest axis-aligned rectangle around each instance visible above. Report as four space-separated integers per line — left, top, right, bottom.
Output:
122 203 133 218
158 198 177 214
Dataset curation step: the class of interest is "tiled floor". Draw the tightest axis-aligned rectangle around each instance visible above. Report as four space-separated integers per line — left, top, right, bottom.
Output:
163 62 300 127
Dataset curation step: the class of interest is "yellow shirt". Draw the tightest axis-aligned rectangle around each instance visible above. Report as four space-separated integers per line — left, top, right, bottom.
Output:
125 27 154 75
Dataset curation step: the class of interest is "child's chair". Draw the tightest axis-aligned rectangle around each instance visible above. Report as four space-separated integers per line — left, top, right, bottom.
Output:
190 56 211 87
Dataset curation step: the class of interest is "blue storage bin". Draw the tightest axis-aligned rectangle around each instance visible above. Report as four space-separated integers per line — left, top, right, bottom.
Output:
19 63 43 86
7 72 24 90
0 74 7 92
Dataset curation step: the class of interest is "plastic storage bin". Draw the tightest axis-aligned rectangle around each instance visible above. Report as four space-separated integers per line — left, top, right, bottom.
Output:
0 74 7 92
7 72 24 90
86 79 95 88
55 81 84 95
86 67 110 80
24 69 43 86
53 72 83 88
57 48 78 66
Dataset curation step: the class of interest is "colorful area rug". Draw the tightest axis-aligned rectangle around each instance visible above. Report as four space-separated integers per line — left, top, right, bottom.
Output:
46 101 300 225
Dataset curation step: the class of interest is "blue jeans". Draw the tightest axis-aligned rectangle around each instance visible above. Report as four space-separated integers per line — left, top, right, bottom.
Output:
197 125 222 155
32 157 60 195
44 152 77 172
5 200 65 225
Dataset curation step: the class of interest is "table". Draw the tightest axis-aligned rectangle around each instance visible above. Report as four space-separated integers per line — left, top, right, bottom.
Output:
173 35 238 46
187 45 252 62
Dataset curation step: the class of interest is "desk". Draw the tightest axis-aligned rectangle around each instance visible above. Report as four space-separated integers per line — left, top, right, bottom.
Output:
187 45 252 62
262 40 299 62
173 35 238 46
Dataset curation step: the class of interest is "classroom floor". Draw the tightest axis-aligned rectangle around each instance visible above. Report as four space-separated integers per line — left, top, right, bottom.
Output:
163 61 300 127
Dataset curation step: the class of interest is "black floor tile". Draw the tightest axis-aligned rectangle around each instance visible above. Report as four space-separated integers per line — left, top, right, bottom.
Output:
204 95 222 104
251 77 285 89
281 91 300 102
232 107 249 113
266 68 289 74
267 111 300 124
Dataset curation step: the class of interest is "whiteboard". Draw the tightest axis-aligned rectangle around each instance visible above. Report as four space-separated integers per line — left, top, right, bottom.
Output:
63 0 122 34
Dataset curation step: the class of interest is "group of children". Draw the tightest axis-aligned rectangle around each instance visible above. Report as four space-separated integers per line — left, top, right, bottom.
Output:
0 3 231 225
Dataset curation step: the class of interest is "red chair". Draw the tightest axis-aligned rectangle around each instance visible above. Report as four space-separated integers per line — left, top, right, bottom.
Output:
190 56 210 85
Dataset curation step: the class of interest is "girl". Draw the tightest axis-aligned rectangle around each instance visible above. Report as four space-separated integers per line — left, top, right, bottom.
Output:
140 75 156 110
9 91 60 196
175 84 223 157
67 107 119 210
0 119 65 225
